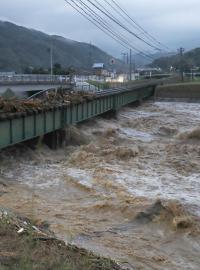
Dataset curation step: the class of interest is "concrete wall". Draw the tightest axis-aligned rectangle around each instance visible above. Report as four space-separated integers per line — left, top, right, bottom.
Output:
155 83 200 101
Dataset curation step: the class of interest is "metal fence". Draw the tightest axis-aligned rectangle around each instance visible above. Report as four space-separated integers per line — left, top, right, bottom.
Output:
0 74 71 84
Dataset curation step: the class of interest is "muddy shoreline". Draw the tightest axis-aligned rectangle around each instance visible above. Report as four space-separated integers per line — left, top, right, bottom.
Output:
0 209 122 270
0 101 200 269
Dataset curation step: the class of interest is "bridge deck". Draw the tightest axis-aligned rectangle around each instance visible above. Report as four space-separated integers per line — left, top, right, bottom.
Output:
0 84 156 150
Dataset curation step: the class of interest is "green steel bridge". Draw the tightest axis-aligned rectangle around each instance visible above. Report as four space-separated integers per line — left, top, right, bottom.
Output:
0 82 157 150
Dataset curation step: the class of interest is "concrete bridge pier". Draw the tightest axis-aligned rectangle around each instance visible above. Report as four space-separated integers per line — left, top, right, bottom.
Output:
43 129 66 150
127 98 143 108
100 109 117 119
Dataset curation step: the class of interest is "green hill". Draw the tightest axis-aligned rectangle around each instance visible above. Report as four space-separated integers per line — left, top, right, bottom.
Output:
0 21 122 73
149 48 200 71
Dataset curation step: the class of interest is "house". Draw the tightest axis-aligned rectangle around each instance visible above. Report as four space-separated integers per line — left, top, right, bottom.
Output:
0 71 16 76
136 67 162 76
92 63 105 76
0 71 16 82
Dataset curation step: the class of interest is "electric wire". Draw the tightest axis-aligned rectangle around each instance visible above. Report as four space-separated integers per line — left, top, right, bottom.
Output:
84 0 162 51
109 0 170 50
64 0 128 50
73 0 153 58
102 0 147 35
65 0 154 59
76 0 153 58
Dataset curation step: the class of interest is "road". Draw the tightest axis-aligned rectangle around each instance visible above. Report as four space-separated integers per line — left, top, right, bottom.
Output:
0 84 71 97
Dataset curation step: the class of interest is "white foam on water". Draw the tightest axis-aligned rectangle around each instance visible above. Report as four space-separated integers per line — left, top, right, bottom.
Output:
87 159 200 215
2 101 200 216
66 168 94 189
120 110 159 119
3 164 62 189
156 102 200 119
119 127 153 142
114 170 200 215
1 101 200 270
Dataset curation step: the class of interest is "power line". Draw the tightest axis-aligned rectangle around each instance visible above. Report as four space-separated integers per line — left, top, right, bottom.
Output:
65 0 154 59
64 0 129 50
109 0 170 51
77 0 153 58
76 0 153 58
67 0 130 49
178 47 185 81
101 0 159 45
84 0 162 51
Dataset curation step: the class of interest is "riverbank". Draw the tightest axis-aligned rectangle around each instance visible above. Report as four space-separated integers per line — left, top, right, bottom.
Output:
0 209 122 270
155 82 200 101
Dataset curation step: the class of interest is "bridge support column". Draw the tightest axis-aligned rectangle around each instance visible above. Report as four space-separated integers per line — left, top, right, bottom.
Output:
43 129 66 150
128 99 143 108
24 136 41 149
100 109 117 119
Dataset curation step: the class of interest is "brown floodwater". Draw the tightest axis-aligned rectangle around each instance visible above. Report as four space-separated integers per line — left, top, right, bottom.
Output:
0 101 200 270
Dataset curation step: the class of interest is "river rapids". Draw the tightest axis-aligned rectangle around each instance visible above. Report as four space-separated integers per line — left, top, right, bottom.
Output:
0 101 200 270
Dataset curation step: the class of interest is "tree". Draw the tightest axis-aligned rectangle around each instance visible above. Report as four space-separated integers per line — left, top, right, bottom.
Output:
53 64 76 75
32 67 49 74
53 63 62 75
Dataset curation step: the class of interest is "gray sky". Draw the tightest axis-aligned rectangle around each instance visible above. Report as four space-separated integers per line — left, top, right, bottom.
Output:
1 0 200 57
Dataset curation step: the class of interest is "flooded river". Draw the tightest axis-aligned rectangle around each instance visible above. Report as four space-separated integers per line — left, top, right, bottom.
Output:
0 101 200 269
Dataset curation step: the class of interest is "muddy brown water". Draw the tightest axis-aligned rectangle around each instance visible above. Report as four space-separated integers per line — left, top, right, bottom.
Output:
0 101 200 270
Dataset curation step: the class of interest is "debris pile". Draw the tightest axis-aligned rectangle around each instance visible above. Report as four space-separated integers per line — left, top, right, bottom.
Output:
0 91 96 119
0 208 53 240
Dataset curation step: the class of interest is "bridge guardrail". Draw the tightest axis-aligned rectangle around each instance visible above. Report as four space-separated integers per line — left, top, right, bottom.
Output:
27 81 157 100
0 74 72 85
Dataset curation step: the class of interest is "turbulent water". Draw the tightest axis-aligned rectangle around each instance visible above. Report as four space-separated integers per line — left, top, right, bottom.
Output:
1 101 200 270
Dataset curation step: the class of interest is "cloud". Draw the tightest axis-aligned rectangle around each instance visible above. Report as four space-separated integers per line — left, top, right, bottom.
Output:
1 0 200 56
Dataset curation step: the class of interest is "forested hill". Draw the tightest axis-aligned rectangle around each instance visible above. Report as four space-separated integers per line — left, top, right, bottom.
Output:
149 48 200 70
0 21 122 73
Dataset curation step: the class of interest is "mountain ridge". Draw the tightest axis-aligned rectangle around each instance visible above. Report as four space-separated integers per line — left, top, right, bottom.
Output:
149 48 200 70
0 21 122 73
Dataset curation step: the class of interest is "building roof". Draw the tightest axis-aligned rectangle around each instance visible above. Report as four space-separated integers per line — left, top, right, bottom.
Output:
0 71 16 76
92 63 104 69
137 68 161 72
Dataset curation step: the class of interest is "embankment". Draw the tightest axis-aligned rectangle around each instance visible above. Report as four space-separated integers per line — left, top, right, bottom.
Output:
0 209 122 270
155 82 200 101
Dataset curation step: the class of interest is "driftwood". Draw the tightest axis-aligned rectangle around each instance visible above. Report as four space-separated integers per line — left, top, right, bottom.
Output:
0 91 96 116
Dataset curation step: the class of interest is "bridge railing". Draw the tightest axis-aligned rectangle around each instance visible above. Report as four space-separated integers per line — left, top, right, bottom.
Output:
73 79 163 93
0 74 71 85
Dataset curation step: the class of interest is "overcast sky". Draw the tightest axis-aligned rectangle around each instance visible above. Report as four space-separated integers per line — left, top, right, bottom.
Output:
1 0 200 57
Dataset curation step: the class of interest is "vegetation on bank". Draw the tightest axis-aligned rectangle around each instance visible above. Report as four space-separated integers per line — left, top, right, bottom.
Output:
24 64 75 76
0 211 122 270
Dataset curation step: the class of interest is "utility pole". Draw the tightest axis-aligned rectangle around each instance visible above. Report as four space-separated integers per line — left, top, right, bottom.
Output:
88 41 92 73
178 47 184 81
121 52 128 64
50 39 53 80
129 48 132 81
121 52 129 81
